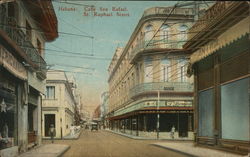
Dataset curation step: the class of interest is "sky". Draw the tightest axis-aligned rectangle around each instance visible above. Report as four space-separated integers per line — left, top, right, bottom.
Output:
45 1 178 115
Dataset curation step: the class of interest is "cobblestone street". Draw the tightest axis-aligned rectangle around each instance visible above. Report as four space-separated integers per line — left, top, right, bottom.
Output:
43 130 188 157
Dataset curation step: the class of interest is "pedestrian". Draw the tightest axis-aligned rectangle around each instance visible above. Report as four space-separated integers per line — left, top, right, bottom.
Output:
70 124 75 136
48 124 56 143
171 125 175 139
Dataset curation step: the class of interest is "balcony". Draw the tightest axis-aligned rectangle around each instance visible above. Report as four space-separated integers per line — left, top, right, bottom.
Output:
184 2 248 49
129 82 193 99
0 5 47 79
130 39 184 63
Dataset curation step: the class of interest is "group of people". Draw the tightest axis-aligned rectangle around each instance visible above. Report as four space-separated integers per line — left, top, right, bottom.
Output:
48 124 81 143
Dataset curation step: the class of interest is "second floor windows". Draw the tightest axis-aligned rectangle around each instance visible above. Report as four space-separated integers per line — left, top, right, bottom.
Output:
177 59 188 82
144 57 153 83
45 86 55 99
161 59 171 82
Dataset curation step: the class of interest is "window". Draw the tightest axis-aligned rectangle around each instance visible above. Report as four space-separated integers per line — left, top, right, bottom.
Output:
221 78 249 141
26 21 32 41
144 57 153 83
178 25 188 41
198 88 214 137
7 2 18 26
37 39 42 55
161 58 171 82
144 25 153 41
160 24 170 41
45 86 55 99
177 59 187 82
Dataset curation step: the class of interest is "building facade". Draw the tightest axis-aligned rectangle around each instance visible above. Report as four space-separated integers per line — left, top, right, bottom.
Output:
184 1 250 155
42 70 76 139
0 1 57 156
100 91 109 128
108 7 195 139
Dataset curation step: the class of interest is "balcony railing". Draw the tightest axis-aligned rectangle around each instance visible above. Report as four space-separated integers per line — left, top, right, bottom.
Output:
130 39 183 61
142 7 194 18
130 82 193 98
0 5 46 78
187 2 234 40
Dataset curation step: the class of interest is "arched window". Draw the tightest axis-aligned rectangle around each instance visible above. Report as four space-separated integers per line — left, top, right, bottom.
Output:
144 57 153 83
160 24 170 41
144 25 153 41
161 58 171 82
178 25 188 41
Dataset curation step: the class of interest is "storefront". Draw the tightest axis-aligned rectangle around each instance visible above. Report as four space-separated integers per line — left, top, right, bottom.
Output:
0 71 17 151
0 44 27 156
109 104 194 139
184 2 250 155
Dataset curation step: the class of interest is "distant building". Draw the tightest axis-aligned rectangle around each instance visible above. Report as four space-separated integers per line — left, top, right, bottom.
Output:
100 92 109 128
184 1 249 155
108 6 195 139
42 70 76 139
0 1 57 156
92 105 101 122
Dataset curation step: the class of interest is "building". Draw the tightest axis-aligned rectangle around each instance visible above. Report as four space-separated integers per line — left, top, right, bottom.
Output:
0 1 57 156
100 91 109 128
92 105 101 122
42 70 76 139
108 7 195 139
184 1 249 155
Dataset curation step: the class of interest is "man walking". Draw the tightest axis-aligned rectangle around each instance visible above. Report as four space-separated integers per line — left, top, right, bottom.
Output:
49 124 56 143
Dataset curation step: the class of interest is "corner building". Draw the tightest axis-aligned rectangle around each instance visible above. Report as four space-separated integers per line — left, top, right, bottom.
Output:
42 70 76 139
0 1 57 156
108 7 195 139
184 2 250 155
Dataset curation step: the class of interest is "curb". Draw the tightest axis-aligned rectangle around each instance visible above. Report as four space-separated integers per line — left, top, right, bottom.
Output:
151 144 198 157
57 145 71 157
43 129 82 140
105 129 193 141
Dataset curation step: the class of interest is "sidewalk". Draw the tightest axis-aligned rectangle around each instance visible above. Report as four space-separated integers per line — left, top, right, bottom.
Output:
18 144 70 157
43 129 82 140
105 129 192 141
63 129 82 140
152 142 248 157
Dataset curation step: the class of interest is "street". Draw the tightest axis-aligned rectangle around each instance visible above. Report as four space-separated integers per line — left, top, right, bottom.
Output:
43 130 189 157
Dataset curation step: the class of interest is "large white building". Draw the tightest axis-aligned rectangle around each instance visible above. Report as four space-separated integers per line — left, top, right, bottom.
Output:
108 6 195 139
42 70 76 139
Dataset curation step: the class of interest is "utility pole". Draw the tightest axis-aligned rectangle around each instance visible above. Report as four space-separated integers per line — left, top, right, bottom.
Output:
157 90 160 139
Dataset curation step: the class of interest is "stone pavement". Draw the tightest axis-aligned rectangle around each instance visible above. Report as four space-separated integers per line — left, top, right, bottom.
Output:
18 144 70 157
152 142 249 157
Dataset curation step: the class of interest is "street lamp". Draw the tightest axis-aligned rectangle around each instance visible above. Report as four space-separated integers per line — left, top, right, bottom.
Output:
157 90 160 139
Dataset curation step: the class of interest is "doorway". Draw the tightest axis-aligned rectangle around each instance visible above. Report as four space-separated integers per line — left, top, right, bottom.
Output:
44 114 55 137
178 113 188 137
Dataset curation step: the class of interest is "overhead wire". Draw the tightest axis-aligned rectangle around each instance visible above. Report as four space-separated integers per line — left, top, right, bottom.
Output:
48 68 93 75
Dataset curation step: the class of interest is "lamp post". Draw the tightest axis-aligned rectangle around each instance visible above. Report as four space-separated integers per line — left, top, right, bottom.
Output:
157 90 160 139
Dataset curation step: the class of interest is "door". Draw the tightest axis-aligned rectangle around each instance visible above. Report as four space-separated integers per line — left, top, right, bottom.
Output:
44 114 55 137
178 113 188 137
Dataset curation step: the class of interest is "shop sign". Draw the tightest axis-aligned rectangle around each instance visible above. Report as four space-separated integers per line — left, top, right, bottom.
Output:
164 87 174 91
166 101 192 107
0 46 27 80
